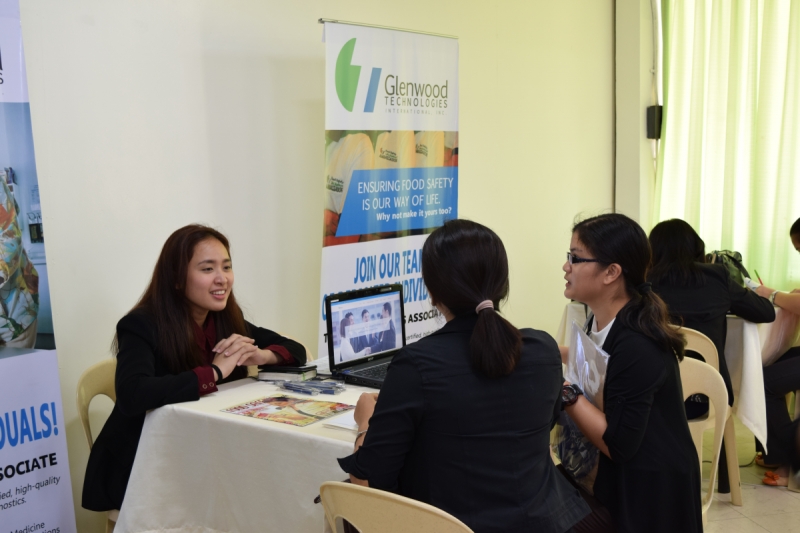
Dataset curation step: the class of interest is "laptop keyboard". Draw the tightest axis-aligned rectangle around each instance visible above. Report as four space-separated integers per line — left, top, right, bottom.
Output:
350 361 390 380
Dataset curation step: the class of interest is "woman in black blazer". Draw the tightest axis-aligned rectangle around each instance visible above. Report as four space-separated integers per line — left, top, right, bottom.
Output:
561 214 702 533
82 224 306 512
338 220 589 533
648 218 775 417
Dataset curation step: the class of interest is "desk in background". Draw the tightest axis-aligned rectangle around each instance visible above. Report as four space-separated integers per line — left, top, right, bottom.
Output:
114 378 370 533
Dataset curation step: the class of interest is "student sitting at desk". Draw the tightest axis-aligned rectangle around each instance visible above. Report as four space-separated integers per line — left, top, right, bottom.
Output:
648 219 775 418
338 219 589 533
752 216 800 486
82 224 306 513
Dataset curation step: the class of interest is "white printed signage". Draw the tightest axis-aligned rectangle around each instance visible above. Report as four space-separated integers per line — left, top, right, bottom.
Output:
0 351 76 533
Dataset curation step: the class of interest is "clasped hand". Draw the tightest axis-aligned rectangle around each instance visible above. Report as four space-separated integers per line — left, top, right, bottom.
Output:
211 334 278 380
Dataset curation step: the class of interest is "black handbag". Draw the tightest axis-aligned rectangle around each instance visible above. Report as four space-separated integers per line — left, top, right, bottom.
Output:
705 250 751 287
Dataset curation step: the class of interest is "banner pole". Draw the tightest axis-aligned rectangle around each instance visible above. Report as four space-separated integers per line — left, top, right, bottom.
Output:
318 18 458 40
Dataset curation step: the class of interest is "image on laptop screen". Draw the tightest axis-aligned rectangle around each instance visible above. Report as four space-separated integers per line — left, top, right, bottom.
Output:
329 289 403 365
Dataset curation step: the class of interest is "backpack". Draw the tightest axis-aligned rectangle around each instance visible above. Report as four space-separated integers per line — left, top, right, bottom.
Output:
705 250 751 287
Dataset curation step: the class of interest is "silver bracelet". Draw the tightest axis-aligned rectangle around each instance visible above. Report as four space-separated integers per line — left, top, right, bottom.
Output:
355 429 368 444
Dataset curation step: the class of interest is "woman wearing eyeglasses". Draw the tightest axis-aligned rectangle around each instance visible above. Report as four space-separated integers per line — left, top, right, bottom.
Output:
560 214 702 533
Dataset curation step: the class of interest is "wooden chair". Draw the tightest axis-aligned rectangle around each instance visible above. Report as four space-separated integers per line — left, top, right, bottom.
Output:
679 357 730 526
673 326 743 505
76 359 119 533
319 481 473 533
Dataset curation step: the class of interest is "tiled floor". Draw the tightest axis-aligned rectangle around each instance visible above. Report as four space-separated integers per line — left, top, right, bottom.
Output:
703 417 800 532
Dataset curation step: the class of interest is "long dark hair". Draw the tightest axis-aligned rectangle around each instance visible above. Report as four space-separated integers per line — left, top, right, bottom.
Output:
648 219 706 287
421 219 522 378
573 214 686 360
114 224 248 373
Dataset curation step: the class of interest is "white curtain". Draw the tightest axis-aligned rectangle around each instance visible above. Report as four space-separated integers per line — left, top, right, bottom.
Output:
656 0 800 290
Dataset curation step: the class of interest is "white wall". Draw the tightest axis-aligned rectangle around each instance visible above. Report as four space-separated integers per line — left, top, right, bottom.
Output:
20 1 614 531
615 0 658 228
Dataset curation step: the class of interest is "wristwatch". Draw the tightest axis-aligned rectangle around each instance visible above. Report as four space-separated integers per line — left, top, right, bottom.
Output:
561 384 584 410
769 290 780 306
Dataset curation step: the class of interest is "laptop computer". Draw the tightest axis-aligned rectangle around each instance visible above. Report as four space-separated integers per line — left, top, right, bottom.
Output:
325 284 406 389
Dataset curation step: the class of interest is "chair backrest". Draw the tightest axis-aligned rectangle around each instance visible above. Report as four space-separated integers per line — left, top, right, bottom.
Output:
320 482 473 533
679 357 729 516
672 325 719 370
76 358 117 449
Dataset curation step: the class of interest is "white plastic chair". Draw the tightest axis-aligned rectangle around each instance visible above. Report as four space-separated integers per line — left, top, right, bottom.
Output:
679 357 730 525
76 359 119 533
674 326 743 506
320 481 473 533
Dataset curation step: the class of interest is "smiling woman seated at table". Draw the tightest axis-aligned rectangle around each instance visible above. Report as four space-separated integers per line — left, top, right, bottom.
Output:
82 224 306 513
337 219 589 533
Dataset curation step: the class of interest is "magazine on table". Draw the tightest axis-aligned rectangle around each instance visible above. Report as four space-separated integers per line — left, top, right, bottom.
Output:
222 394 354 427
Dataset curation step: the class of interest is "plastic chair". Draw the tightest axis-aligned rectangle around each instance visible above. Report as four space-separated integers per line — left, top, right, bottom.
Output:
319 481 474 533
673 326 743 505
76 358 119 533
679 357 730 526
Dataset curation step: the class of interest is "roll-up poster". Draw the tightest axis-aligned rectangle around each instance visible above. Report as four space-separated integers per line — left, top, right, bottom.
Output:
320 22 458 358
0 1 76 531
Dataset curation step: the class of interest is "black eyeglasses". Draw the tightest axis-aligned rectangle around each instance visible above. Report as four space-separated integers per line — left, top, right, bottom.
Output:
566 252 602 265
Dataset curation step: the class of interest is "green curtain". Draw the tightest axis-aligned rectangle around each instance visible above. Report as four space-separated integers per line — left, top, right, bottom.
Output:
656 0 800 290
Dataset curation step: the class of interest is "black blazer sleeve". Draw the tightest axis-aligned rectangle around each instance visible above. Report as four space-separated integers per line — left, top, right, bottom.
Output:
246 321 308 366
602 332 669 463
114 312 200 417
338 348 424 489
725 269 776 323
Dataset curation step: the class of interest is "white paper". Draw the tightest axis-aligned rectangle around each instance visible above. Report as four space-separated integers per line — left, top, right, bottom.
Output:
323 410 358 432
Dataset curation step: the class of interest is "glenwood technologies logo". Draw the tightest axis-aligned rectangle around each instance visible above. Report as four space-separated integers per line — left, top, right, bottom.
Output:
335 38 449 113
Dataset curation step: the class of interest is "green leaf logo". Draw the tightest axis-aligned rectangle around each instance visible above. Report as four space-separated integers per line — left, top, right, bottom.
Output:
335 38 361 112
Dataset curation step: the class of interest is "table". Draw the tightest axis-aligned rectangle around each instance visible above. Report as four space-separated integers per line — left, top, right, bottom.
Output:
555 302 768 447
114 376 371 533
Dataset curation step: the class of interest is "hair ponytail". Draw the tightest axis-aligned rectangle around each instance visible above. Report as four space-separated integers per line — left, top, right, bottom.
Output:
618 282 686 361
422 220 522 378
573 214 686 360
471 305 522 378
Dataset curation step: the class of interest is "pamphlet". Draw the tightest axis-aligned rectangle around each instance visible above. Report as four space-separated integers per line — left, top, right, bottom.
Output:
323 410 358 432
555 319 610 495
222 394 354 427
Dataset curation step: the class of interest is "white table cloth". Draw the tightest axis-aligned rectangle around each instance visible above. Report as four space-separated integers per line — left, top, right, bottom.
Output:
555 302 769 447
114 376 371 533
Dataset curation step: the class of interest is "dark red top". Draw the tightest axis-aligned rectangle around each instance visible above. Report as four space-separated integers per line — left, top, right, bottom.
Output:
190 315 295 396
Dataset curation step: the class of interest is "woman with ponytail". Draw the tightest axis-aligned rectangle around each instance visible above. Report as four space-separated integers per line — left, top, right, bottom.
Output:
561 213 702 532
337 220 589 533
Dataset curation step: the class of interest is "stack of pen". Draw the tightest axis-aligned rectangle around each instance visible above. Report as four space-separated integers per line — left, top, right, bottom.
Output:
279 380 346 395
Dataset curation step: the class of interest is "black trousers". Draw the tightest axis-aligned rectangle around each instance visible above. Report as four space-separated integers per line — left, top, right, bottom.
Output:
763 346 800 465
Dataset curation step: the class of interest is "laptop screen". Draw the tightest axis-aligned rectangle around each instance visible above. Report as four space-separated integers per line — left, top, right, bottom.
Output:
327 285 405 368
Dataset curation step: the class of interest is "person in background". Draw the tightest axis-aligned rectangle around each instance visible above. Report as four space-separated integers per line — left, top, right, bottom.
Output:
339 313 371 363
561 213 702 533
752 216 800 486
374 302 396 352
648 219 775 418
0 178 39 348
82 224 306 512
338 219 589 533
353 309 376 353
323 131 374 247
